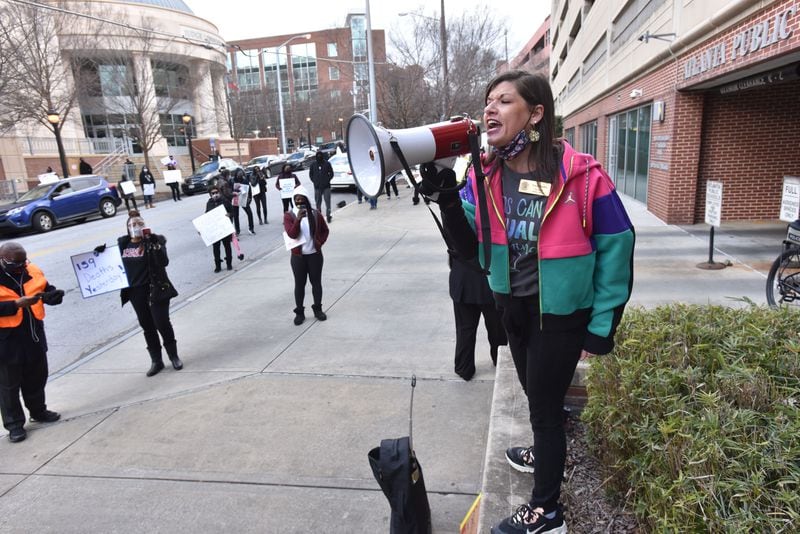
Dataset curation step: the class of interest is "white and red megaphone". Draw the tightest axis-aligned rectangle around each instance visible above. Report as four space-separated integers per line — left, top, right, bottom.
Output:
346 114 479 198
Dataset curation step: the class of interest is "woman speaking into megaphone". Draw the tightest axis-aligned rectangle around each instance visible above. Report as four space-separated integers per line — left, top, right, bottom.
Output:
421 70 635 534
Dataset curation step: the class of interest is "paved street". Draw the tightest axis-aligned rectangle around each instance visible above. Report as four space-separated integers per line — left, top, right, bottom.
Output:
1 171 361 373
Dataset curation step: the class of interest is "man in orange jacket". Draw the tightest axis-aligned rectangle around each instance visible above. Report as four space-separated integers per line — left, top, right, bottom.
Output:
0 242 64 443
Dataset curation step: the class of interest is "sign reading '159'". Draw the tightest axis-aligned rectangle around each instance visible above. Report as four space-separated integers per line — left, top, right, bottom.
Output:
684 5 796 80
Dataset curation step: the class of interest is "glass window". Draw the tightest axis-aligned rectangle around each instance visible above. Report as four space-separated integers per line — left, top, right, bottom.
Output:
327 43 337 57
580 121 597 157
79 61 133 97
235 50 261 91
290 42 318 92
329 66 339 81
564 127 575 146
608 104 651 203
152 61 190 99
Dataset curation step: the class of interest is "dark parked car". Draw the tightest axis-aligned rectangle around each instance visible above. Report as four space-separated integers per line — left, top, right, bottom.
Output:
317 141 346 158
244 155 285 179
181 158 242 195
0 175 121 234
284 150 316 171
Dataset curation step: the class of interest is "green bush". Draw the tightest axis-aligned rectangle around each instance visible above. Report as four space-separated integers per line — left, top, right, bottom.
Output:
582 304 800 533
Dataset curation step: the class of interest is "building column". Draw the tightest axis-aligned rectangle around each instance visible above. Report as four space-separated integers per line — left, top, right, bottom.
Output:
211 67 231 138
191 60 222 139
132 53 169 156
656 91 705 224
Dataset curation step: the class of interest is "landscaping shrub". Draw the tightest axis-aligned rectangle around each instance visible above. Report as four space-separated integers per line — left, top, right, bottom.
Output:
582 303 800 533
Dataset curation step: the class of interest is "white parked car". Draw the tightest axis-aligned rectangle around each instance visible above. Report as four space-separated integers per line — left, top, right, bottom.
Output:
329 154 356 190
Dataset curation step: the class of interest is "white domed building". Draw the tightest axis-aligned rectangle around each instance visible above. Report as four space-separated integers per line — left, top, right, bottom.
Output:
0 0 232 191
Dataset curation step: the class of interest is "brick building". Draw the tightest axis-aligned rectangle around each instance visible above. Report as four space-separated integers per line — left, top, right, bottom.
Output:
226 13 386 153
500 16 551 76
551 0 800 224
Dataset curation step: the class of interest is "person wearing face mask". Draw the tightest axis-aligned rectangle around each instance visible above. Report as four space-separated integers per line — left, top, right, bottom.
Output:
421 70 635 534
102 210 181 377
139 166 156 209
0 242 64 443
206 185 234 273
283 185 329 325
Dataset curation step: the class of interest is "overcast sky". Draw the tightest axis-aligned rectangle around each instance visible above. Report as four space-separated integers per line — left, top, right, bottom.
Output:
184 1 549 60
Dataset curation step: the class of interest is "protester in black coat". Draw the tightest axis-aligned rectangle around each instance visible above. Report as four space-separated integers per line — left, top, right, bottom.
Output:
251 167 269 225
205 184 234 273
449 255 507 381
309 152 334 222
139 167 156 209
97 210 181 377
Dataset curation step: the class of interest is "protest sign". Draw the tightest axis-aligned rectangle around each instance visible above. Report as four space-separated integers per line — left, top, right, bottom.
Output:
192 205 235 246
163 169 182 184
279 178 295 199
251 182 261 196
282 231 307 251
119 181 136 196
238 183 250 206
71 246 129 298
38 172 59 185
160 156 172 166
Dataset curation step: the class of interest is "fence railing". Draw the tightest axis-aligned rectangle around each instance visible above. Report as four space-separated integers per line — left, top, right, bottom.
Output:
0 180 21 202
17 136 133 155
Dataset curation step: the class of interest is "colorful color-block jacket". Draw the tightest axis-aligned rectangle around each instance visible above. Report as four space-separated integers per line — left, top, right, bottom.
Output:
447 141 635 355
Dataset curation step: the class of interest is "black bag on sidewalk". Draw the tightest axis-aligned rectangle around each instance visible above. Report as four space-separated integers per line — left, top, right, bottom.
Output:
368 376 432 534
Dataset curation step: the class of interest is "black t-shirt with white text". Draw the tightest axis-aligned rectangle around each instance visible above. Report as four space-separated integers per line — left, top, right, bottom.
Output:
501 164 548 297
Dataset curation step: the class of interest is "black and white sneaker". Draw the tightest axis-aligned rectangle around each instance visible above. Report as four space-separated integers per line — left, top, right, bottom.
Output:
506 445 535 473
491 503 566 534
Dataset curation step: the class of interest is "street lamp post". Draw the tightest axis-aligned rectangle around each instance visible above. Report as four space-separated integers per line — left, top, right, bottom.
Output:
273 33 311 154
338 117 343 140
306 117 311 147
181 113 196 174
46 109 69 178
399 3 448 120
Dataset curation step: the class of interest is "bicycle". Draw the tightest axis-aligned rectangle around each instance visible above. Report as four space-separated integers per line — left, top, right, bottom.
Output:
766 219 800 308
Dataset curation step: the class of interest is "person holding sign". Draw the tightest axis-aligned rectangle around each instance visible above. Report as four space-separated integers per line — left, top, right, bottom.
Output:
421 70 635 534
99 210 181 377
118 174 138 211
232 171 255 236
283 185 329 325
251 167 268 225
139 166 156 209
0 242 64 443
164 155 181 202
277 164 301 213
206 185 234 272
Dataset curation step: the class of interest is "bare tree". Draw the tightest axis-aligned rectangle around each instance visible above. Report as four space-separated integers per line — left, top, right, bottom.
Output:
387 8 503 125
377 64 434 128
74 22 200 171
0 1 91 176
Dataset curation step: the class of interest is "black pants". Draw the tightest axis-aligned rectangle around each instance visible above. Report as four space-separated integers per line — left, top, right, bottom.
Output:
385 180 398 197
497 294 585 512
290 252 323 309
0 340 49 431
254 194 267 223
282 197 294 212
213 236 232 267
452 300 507 379
128 285 177 362
168 182 181 201
123 195 138 211
241 204 254 232
315 187 331 218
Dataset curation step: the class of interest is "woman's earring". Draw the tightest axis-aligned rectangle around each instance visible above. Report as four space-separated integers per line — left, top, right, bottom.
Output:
528 126 541 143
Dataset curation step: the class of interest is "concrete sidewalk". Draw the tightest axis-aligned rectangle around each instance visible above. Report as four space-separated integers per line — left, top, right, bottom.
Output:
0 190 787 533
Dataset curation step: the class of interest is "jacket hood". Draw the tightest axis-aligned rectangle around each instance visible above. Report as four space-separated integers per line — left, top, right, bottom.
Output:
293 184 310 202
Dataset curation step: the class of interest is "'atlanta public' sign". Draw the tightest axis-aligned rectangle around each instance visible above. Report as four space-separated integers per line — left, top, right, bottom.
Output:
684 5 796 80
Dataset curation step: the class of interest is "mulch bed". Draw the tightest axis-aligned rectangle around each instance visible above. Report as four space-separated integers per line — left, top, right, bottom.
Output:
561 415 641 533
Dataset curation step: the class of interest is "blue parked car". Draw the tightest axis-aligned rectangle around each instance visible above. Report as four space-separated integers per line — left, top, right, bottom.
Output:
0 175 122 234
